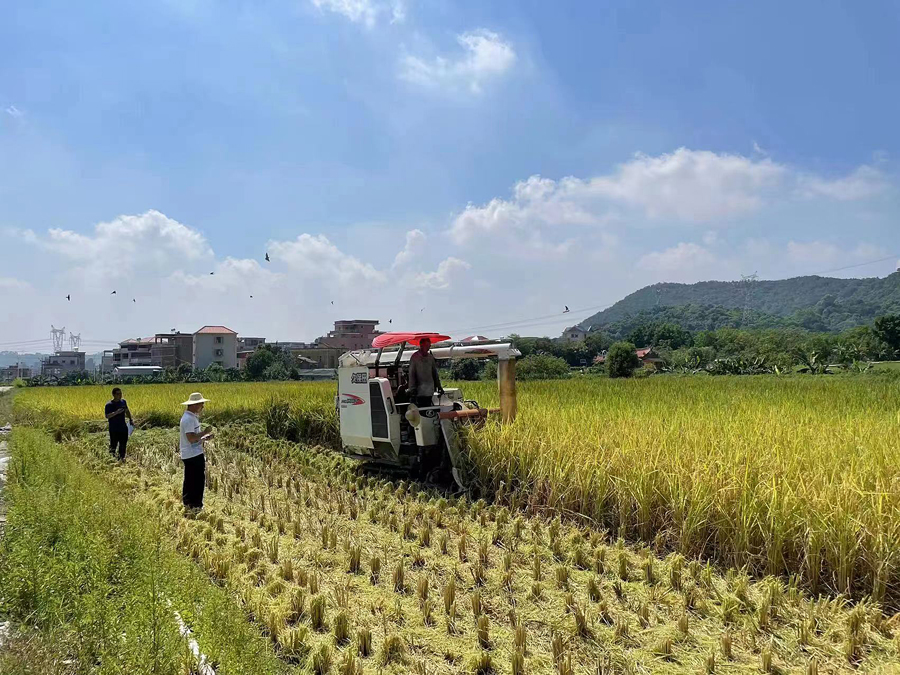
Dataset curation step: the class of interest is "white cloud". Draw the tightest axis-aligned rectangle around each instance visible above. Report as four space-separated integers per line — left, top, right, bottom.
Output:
451 149 784 244
400 29 516 94
591 148 785 221
799 165 887 201
15 210 213 284
450 148 892 248
4 105 23 118
414 257 470 290
392 229 426 268
637 242 717 274
0 276 31 290
390 0 408 23
269 233 385 285
310 0 379 26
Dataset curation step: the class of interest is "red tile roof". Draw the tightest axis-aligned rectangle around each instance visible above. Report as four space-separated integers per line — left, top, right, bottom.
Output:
195 325 237 335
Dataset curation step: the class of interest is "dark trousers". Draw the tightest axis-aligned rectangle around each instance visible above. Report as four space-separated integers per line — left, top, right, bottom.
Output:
415 395 434 409
109 429 128 460
182 454 206 509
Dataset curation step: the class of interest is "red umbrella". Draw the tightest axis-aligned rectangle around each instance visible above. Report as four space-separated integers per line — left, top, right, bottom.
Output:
372 332 451 349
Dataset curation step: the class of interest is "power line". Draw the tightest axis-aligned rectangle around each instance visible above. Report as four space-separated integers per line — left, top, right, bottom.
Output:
813 254 898 276
443 301 615 335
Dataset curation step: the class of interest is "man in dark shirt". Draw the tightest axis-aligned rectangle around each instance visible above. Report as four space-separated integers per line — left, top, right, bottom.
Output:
407 337 444 409
104 387 133 461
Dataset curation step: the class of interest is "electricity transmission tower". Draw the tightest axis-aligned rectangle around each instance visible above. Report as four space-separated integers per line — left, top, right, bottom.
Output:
740 273 759 326
69 332 82 351
50 325 66 352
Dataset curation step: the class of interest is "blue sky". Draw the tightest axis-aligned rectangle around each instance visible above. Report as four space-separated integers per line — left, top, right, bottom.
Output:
1 0 899 348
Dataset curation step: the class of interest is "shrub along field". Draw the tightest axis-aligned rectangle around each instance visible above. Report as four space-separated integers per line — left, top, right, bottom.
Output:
12 375 900 606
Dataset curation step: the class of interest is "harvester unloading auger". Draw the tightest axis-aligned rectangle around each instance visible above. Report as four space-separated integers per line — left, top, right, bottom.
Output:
335 332 520 489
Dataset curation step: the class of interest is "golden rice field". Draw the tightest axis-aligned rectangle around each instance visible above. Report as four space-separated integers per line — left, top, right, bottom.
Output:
13 375 900 605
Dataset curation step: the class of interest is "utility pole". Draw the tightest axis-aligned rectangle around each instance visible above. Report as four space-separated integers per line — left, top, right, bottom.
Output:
740 273 759 326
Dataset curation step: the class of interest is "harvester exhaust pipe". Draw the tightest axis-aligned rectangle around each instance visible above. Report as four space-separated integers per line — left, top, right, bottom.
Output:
498 358 517 423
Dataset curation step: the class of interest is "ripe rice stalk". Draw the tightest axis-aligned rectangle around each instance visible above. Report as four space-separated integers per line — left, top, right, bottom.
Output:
478 538 491 566
417 576 429 604
393 560 405 594
511 650 525 675
471 559 486 587
443 577 456 614
471 590 483 618
532 551 542 582
469 651 493 675
279 626 310 663
572 603 590 638
440 532 450 555
720 633 733 660
515 624 527 653
348 543 361 574
380 634 406 666
370 555 381 584
477 614 491 649
654 637 673 659
310 594 327 631
587 576 601 603
339 651 360 675
288 588 306 623
311 644 333 675
555 565 569 590
332 584 350 610
357 627 372 657
551 632 564 664
279 558 293 581
333 611 350 644
422 598 435 626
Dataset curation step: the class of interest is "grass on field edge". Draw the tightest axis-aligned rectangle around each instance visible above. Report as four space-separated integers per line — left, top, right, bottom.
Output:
0 428 289 675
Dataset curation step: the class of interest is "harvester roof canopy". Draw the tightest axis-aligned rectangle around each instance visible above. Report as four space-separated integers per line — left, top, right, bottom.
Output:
340 341 520 367
371 332 451 349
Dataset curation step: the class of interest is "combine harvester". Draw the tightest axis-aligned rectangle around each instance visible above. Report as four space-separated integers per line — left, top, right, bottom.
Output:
335 332 520 489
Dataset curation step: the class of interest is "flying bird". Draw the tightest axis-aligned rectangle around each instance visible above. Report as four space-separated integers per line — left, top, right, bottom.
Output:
110 290 116 295
330 300 334 305
66 294 70 301
132 299 136 303
564 306 570 313
265 253 270 262
388 319 392 324
209 271 214 275
250 295 253 299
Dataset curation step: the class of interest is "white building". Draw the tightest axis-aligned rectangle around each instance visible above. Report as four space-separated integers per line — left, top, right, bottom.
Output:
193 326 238 370
560 325 587 344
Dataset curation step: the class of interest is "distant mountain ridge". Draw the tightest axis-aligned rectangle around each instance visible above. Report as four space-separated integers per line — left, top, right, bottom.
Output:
581 272 900 334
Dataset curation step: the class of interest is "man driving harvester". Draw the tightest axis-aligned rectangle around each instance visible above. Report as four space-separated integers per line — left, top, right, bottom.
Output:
407 336 443 408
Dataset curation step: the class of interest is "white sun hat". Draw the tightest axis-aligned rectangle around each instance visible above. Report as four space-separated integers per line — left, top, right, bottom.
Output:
181 392 211 406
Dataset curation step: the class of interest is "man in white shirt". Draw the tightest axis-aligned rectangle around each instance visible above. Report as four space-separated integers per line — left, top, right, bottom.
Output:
179 392 214 511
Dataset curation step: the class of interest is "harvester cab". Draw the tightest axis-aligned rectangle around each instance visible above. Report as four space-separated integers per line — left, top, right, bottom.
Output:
336 332 520 489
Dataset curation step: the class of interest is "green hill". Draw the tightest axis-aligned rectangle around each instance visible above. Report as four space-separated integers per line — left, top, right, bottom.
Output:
582 272 900 333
